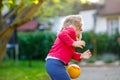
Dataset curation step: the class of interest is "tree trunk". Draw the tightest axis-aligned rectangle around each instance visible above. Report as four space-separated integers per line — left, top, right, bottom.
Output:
0 0 3 32
0 0 46 61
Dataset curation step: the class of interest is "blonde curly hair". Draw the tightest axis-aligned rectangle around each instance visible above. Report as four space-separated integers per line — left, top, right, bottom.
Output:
59 15 83 31
58 15 83 40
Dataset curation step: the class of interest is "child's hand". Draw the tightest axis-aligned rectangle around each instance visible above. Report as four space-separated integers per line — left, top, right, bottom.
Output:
80 49 92 59
72 40 85 48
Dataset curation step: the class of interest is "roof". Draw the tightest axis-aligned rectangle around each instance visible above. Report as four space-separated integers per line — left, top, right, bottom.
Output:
17 20 39 31
98 0 120 16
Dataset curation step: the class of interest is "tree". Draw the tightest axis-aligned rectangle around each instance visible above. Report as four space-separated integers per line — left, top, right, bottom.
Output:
0 0 94 61
0 0 2 31
37 0 94 22
0 0 46 61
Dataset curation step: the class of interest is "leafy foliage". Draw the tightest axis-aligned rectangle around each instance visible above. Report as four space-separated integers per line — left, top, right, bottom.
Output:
77 31 119 56
18 31 56 60
16 31 120 61
37 0 94 22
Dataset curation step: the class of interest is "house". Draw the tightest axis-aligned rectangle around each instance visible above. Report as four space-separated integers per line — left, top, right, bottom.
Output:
51 0 120 35
50 17 65 32
79 0 120 35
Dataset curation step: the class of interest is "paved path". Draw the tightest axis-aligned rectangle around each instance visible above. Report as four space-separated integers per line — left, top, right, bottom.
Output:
72 66 120 80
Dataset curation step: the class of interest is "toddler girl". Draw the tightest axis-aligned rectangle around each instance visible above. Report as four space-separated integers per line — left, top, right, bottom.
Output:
45 15 92 80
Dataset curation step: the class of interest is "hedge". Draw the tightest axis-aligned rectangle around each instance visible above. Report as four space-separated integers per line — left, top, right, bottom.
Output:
17 31 120 60
18 31 56 60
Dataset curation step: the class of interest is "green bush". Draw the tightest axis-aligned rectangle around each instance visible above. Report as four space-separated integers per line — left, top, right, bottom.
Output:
96 33 109 54
96 33 119 55
18 31 56 60
76 31 94 53
17 31 119 60
77 31 119 57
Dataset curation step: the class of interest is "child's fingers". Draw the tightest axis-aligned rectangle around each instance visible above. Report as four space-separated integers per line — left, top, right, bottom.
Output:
79 40 86 46
82 41 86 47
86 49 90 53
85 50 92 56
79 45 83 49
87 51 92 57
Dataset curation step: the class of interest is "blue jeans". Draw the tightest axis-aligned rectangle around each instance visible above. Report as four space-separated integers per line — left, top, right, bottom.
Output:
45 59 70 80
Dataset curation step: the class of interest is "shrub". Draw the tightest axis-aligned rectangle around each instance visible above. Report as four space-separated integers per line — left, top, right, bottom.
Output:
17 31 119 61
18 31 56 60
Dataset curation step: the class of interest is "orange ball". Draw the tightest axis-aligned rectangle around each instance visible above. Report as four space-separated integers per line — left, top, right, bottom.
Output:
67 64 81 79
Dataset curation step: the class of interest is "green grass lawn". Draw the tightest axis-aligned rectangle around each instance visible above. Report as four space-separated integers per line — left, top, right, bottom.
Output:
0 60 50 80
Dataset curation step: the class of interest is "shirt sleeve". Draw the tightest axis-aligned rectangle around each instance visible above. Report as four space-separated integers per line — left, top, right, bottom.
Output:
72 52 82 62
58 27 75 46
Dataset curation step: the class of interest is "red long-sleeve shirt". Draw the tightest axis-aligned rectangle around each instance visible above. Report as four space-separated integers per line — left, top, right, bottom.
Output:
47 27 82 65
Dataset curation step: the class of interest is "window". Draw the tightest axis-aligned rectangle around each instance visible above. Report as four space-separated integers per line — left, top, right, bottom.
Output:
107 17 119 35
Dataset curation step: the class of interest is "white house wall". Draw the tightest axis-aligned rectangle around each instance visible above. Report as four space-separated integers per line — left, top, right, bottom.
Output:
50 10 120 34
51 17 65 33
79 10 96 32
51 10 97 33
119 16 120 33
95 16 107 33
79 10 120 34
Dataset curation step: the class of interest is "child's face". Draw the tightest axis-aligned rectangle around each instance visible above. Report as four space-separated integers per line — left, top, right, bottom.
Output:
76 26 82 34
